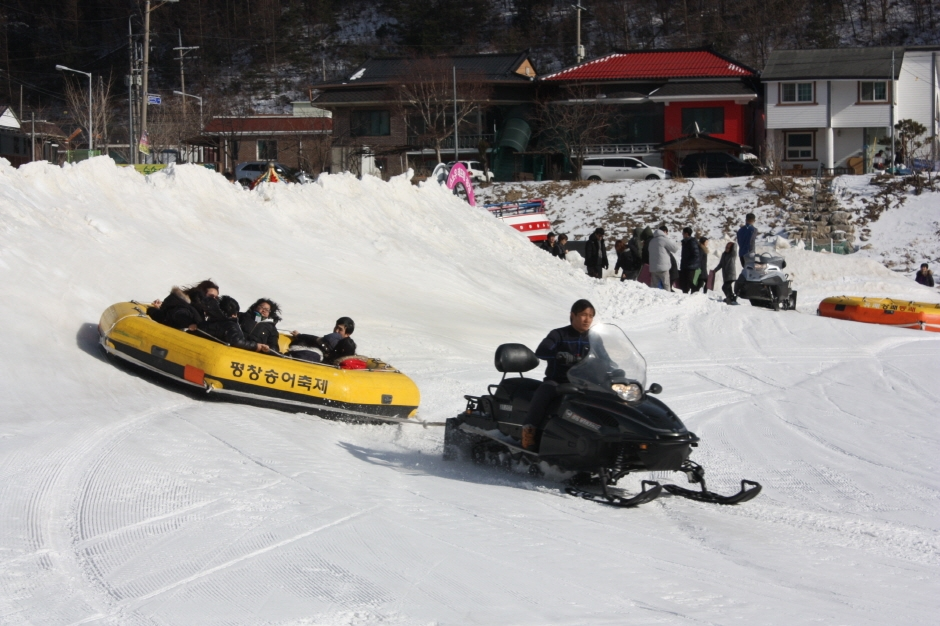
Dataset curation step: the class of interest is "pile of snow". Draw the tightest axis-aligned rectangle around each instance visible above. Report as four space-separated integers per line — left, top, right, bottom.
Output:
0 158 937 625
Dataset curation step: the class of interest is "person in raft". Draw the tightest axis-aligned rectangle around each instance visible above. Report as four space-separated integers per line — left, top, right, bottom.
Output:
289 317 358 364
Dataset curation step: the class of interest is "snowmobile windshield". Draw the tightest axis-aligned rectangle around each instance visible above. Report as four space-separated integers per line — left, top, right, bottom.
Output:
566 324 647 394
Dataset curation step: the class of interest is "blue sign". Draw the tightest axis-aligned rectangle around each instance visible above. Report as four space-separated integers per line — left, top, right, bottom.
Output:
147 94 162 105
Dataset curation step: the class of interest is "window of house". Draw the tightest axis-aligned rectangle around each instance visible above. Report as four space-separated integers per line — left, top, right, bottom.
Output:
257 140 277 160
781 82 814 104
859 81 888 103
785 132 815 160
681 107 725 134
351 110 391 137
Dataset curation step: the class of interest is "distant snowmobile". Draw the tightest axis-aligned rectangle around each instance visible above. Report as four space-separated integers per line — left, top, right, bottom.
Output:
735 252 798 311
443 324 761 507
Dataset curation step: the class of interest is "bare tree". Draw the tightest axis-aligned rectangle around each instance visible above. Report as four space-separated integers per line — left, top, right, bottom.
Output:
533 83 614 180
63 72 117 153
395 58 492 165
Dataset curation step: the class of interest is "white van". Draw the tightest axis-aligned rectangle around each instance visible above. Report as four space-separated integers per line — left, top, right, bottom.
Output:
580 157 671 181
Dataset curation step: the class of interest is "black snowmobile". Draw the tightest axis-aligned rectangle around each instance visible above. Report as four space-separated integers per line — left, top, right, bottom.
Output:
443 324 761 507
734 252 798 311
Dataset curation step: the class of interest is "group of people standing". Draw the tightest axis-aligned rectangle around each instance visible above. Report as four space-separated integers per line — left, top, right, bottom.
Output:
555 213 761 306
147 280 357 364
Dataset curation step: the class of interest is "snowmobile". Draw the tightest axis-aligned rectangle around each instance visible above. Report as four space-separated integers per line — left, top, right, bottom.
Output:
443 324 761 507
734 252 798 311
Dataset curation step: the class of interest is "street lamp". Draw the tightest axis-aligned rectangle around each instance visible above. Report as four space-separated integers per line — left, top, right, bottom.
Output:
173 90 203 128
55 64 93 151
140 0 180 158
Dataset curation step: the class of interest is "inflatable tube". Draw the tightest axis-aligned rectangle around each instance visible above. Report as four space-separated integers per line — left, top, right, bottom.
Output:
99 302 421 420
817 296 940 333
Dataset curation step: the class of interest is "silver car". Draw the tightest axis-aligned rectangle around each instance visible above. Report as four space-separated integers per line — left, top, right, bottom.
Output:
580 157 671 181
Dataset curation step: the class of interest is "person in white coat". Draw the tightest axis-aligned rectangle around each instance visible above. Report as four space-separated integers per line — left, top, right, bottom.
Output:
647 224 680 291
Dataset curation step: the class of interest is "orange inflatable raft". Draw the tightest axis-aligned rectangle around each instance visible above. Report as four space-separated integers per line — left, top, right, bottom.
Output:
817 296 940 332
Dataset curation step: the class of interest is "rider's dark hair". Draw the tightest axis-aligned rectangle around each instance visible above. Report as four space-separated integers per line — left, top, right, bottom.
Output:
570 299 595 315
335 316 355 335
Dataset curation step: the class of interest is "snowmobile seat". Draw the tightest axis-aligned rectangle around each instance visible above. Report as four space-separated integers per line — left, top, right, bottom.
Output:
494 343 540 373
492 377 542 416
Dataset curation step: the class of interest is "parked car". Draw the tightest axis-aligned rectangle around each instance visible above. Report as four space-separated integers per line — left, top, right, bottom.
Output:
234 161 313 187
580 157 671 181
679 152 759 178
444 160 493 182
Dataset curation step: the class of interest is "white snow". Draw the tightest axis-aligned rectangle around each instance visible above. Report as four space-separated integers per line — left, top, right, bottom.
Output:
0 158 938 625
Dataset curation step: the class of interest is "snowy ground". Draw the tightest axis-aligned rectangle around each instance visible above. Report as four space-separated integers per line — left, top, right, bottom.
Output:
0 160 938 625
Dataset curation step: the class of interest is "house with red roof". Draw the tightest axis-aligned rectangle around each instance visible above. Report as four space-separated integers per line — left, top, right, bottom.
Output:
538 48 761 174
201 102 332 176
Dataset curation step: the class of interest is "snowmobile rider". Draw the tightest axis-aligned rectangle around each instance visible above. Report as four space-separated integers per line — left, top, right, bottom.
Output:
520 299 595 451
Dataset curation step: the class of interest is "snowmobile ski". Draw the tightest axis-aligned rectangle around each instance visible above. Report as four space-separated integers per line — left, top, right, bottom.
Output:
662 481 762 504
661 461 762 505
566 480 663 508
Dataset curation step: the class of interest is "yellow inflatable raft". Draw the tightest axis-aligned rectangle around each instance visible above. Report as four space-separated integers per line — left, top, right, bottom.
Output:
99 302 421 421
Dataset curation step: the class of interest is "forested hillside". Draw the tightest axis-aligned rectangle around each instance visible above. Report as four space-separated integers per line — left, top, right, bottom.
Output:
3 0 938 114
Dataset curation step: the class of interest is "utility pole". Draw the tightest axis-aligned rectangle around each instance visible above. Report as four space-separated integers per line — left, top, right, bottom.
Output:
174 30 199 121
572 3 587 64
453 65 459 162
128 17 136 164
140 0 179 160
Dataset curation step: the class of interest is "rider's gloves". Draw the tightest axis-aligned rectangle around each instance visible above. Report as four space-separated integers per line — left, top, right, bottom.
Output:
556 351 577 365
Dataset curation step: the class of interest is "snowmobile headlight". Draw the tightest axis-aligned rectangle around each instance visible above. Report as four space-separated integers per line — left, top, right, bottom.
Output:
612 383 643 402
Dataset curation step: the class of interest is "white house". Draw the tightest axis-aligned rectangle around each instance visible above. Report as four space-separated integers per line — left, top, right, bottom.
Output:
762 47 939 173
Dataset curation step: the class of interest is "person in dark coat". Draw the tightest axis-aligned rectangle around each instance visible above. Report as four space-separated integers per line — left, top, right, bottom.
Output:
584 227 609 278
148 279 221 330
200 295 270 353
679 227 702 293
290 316 357 364
615 238 641 281
540 232 559 256
736 213 757 265
915 263 935 287
554 234 568 260
693 236 709 293
715 242 739 304
520 299 594 451
239 298 283 353
639 226 654 265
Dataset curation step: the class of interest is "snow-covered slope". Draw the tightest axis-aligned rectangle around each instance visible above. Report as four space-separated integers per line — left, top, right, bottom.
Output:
0 159 937 625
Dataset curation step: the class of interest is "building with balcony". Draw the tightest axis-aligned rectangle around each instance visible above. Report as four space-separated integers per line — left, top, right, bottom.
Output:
762 47 940 174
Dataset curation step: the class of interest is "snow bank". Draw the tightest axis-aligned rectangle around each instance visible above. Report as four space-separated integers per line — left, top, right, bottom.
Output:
0 158 937 625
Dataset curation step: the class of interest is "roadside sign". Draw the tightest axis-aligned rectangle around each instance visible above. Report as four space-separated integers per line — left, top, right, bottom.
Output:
148 94 162 105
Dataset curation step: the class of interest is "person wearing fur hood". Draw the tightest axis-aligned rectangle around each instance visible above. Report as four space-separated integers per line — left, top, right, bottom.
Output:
148 279 223 330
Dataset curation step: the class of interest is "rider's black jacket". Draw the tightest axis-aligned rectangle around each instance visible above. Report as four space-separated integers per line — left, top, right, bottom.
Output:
535 325 591 383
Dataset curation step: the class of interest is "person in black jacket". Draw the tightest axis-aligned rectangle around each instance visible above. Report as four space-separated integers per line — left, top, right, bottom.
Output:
555 234 568 260
148 279 221 330
679 227 702 293
200 296 271 353
239 298 283 353
615 237 641 281
540 232 559 256
289 316 357 364
520 299 595 451
715 241 739 304
584 228 609 278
